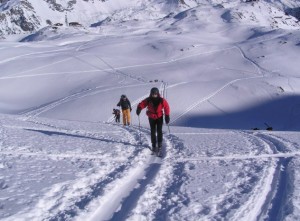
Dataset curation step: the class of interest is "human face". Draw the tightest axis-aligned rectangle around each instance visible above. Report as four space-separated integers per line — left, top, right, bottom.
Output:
151 93 158 97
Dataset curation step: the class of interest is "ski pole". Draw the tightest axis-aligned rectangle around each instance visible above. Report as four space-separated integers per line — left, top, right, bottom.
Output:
138 115 142 144
167 123 171 134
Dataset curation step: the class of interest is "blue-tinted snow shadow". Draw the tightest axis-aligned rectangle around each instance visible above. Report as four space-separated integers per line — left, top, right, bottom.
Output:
173 11 188 20
20 33 42 42
173 95 300 131
246 28 279 41
24 128 149 148
90 17 111 27
285 7 300 20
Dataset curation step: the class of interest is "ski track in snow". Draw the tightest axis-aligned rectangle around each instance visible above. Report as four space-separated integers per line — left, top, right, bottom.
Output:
0 47 74 65
254 133 298 220
170 33 286 124
1 27 298 221
1 120 149 221
21 82 149 119
223 131 298 221
21 78 179 123
102 126 182 221
2 57 74 79
1 34 279 139
0 45 251 81
170 45 264 124
2 113 299 220
171 75 265 124
71 125 166 221
9 52 173 221
13 82 182 220
230 134 277 221
18 82 298 221
80 81 177 221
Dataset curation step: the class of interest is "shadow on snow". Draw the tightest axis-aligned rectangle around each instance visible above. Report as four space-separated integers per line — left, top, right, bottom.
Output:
24 128 148 148
174 95 300 131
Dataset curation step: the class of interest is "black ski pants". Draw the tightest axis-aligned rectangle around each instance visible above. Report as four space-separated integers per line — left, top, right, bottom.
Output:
149 117 163 147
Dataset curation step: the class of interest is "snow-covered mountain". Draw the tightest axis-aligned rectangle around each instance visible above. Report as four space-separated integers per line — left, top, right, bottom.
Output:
0 0 300 36
0 0 174 36
1 0 300 220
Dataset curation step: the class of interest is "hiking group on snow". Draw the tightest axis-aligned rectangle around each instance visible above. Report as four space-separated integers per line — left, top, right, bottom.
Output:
113 87 170 157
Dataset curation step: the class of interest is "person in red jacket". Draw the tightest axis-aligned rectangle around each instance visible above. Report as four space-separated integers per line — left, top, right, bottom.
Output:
136 87 170 155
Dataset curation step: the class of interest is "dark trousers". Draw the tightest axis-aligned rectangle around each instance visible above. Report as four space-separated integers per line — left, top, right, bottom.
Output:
149 117 163 147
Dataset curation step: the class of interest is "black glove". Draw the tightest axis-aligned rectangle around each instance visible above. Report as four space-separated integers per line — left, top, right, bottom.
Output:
136 108 141 116
165 115 170 124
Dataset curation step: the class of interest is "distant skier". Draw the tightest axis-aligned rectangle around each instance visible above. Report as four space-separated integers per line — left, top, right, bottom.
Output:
112 108 121 123
117 95 132 126
136 87 170 156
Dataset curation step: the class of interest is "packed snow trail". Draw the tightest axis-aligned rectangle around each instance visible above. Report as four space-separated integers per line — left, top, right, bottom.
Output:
86 154 162 221
2 114 300 221
74 125 169 221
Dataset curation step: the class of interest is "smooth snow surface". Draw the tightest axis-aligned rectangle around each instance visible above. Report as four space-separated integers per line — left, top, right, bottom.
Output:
1 2 300 221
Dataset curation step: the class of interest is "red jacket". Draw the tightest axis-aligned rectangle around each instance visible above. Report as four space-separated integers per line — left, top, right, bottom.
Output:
137 96 170 119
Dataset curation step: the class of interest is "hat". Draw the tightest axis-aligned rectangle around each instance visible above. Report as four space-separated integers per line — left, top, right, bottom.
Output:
150 87 159 95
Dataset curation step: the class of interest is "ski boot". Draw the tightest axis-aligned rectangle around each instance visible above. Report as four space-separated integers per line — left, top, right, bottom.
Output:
151 143 156 155
157 143 163 157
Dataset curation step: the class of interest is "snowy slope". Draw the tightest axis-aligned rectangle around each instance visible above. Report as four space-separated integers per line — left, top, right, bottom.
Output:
2 115 300 221
1 1 300 221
